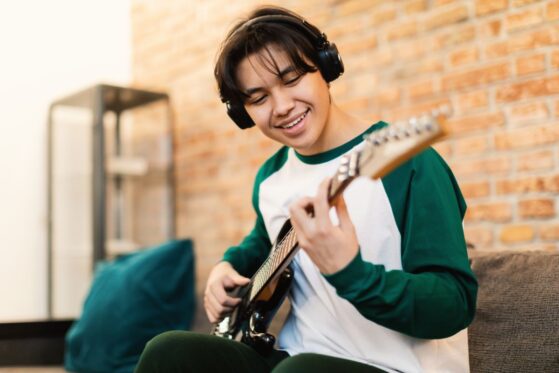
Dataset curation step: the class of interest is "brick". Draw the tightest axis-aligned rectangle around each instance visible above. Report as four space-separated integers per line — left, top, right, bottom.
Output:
432 141 452 158
460 180 491 198
386 98 452 122
518 198 555 218
394 39 428 63
339 97 371 111
395 57 445 78
464 225 494 248
547 0 559 21
449 47 479 67
552 50 559 68
515 53 546 76
516 150 555 172
408 80 437 100
434 0 459 6
496 76 559 102
328 17 367 39
386 20 418 41
442 63 510 91
500 224 535 243
540 223 559 240
375 88 400 106
451 155 511 177
480 19 502 38
344 53 374 72
485 29 554 58
405 0 428 14
475 0 508 16
331 79 349 96
454 135 490 155
496 174 559 194
425 4 469 30
455 90 489 112
436 25 476 48
339 35 378 54
513 0 542 6
509 101 549 125
465 202 513 222
370 49 394 68
495 243 559 251
370 7 397 26
337 0 383 17
494 123 559 149
505 7 544 33
446 112 505 134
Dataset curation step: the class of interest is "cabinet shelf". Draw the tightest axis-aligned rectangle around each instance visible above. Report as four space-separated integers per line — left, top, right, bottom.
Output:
106 156 149 176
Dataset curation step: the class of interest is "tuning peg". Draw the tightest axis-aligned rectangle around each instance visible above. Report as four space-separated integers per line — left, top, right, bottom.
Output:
431 104 453 118
388 127 400 140
419 114 434 132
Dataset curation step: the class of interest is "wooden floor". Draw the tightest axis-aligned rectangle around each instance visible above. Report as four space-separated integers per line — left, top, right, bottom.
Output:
0 368 66 372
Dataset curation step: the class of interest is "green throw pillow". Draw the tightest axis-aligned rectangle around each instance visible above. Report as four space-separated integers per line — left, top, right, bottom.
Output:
65 239 195 373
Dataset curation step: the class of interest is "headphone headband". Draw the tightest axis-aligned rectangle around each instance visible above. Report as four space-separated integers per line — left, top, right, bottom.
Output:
238 15 329 50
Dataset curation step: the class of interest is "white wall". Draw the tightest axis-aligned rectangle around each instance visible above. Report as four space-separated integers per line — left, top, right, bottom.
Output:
0 0 131 321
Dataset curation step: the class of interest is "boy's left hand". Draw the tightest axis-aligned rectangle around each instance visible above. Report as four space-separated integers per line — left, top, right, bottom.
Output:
289 178 359 275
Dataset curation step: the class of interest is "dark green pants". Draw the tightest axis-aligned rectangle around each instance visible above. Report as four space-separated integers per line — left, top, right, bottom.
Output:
135 331 386 373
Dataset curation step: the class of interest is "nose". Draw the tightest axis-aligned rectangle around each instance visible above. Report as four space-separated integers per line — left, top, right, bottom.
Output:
271 88 295 117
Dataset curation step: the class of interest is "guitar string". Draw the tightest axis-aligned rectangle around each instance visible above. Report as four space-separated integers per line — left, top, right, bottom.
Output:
248 169 346 300
250 226 296 300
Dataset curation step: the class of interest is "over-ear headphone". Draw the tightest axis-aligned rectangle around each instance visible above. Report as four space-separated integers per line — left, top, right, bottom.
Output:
221 14 344 129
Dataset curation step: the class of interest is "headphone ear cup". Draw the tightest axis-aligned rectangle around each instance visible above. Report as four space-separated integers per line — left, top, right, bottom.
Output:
317 42 344 83
226 101 255 129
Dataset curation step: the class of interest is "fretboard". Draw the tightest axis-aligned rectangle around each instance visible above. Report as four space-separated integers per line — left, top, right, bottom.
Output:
248 225 298 301
247 165 357 302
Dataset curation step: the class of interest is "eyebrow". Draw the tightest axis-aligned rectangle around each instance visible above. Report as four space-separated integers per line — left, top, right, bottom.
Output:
243 65 297 96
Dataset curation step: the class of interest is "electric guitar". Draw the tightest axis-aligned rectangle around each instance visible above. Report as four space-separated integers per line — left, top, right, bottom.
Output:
211 109 450 353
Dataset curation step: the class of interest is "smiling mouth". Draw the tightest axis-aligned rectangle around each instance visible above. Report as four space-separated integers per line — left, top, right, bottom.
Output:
277 109 309 129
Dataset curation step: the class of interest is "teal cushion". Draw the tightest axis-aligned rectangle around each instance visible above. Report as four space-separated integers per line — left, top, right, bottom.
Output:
64 239 195 373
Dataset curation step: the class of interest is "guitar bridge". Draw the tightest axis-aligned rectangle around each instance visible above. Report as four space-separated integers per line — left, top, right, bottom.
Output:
242 311 276 354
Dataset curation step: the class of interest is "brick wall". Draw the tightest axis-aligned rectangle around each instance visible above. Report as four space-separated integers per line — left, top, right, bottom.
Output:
131 0 559 326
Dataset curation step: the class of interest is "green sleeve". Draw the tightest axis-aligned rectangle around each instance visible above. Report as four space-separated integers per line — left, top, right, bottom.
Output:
222 213 270 278
222 146 289 278
324 148 478 339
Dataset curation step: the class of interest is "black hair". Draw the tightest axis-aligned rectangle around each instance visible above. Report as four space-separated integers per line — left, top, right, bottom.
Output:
214 6 321 104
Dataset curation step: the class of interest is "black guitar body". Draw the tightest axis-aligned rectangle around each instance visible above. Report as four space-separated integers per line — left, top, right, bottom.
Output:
241 266 293 354
213 219 297 354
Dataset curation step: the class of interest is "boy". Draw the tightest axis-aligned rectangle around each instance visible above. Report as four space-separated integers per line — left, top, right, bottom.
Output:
136 6 477 373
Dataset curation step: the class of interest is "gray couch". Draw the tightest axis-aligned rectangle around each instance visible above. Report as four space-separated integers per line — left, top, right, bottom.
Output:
468 250 559 372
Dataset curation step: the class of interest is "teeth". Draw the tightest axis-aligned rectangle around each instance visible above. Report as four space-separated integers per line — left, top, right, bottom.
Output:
283 111 307 129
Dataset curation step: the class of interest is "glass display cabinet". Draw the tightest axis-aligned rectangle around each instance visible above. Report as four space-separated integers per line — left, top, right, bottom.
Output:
46 84 175 319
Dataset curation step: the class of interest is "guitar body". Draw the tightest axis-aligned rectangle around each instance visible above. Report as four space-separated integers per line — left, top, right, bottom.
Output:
212 220 297 354
241 266 293 353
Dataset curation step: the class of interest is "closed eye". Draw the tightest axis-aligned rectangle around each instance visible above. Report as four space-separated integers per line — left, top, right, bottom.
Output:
249 94 267 106
284 74 302 86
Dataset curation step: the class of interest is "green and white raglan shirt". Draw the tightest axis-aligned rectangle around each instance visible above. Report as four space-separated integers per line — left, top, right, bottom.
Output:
222 122 478 373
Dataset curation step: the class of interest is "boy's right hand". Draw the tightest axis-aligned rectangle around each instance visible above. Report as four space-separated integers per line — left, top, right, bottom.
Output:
204 261 250 323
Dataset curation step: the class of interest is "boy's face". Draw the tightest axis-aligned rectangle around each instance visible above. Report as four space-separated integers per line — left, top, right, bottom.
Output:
236 45 332 155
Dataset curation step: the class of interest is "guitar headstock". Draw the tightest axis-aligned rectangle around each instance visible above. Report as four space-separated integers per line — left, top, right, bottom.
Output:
356 106 451 180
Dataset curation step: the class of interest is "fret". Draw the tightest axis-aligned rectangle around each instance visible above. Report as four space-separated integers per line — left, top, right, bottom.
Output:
249 225 298 302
